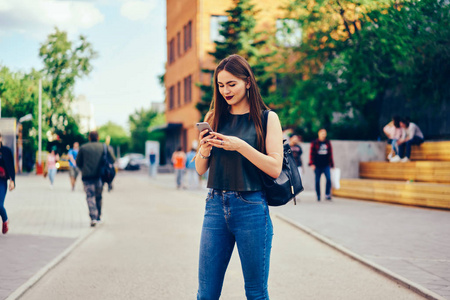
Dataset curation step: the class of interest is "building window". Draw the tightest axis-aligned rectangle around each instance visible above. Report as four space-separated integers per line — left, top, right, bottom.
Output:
210 15 227 42
276 19 302 47
177 32 181 57
168 38 175 64
184 75 192 104
177 81 181 107
184 20 192 52
168 85 175 110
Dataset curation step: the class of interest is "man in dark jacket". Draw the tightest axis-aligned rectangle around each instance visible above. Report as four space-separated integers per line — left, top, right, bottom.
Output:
76 131 115 227
309 129 334 201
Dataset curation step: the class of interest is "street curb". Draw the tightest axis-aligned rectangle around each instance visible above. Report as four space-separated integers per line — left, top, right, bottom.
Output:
273 212 446 300
6 228 95 300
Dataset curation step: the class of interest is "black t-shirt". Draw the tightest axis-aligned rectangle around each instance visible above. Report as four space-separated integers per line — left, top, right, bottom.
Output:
291 144 302 167
315 141 329 168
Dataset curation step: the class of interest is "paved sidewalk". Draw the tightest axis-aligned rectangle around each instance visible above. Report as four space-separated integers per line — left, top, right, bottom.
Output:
20 172 422 299
1 171 443 299
0 173 91 299
272 191 450 299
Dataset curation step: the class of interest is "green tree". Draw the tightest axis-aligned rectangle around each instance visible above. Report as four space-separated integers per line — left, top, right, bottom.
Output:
271 0 450 140
128 108 165 154
0 66 47 170
98 121 130 155
196 0 274 118
39 27 97 144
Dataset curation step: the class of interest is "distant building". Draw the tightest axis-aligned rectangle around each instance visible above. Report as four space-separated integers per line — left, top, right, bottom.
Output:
164 0 293 155
71 95 96 134
151 102 165 114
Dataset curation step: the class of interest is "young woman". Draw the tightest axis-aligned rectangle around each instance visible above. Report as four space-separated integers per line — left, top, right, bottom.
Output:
195 54 283 299
0 132 16 234
47 146 59 189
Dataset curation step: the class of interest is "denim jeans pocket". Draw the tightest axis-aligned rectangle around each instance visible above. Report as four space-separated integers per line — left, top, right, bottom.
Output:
205 190 213 203
237 191 264 204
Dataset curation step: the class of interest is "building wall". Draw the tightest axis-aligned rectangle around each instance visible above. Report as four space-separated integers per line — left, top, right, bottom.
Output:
166 0 290 152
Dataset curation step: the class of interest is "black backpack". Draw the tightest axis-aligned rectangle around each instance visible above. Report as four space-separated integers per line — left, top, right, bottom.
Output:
100 144 116 184
260 110 304 206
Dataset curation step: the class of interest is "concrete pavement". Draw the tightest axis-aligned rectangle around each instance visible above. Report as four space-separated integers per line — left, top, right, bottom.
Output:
0 173 91 300
272 191 450 299
3 171 422 299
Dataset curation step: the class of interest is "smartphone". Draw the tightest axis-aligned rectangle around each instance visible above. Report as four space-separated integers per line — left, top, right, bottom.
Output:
196 122 213 135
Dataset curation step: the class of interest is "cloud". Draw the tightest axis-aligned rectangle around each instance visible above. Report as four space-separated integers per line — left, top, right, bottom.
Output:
0 0 104 39
120 0 156 21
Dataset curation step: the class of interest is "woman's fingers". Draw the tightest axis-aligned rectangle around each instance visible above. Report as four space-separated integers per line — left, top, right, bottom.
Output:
211 132 226 139
199 129 212 139
207 138 226 149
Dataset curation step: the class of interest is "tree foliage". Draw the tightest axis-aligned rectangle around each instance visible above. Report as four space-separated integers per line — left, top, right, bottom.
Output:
128 107 165 154
39 27 97 144
98 121 130 155
196 0 274 118
269 0 450 140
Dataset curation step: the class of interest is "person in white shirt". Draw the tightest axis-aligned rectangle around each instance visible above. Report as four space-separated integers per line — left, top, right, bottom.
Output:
398 118 424 162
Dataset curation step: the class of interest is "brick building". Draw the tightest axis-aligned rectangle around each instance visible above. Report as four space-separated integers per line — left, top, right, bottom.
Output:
164 0 292 158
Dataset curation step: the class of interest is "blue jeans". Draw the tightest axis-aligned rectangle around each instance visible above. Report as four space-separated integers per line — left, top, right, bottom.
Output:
175 169 184 188
399 136 424 158
0 179 8 222
391 139 399 155
315 166 331 200
198 190 273 300
48 168 57 185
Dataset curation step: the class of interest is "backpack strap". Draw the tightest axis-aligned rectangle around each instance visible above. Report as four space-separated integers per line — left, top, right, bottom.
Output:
262 110 270 138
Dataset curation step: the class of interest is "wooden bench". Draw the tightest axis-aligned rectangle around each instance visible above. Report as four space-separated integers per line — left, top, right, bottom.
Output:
332 179 450 210
385 141 450 161
359 161 450 184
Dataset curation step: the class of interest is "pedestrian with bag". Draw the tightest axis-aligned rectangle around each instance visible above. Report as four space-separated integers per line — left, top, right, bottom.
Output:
309 128 334 201
195 54 283 299
76 131 115 227
0 132 15 234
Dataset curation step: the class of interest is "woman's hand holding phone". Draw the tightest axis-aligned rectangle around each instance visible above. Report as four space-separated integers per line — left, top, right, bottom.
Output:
199 128 214 157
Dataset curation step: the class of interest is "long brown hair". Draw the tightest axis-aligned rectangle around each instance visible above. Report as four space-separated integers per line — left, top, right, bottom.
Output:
205 54 269 152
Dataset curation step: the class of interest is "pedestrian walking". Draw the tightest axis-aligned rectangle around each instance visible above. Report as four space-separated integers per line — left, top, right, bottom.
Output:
46 146 59 189
76 131 115 227
309 128 334 201
104 135 114 191
68 142 80 191
289 134 303 176
185 148 199 189
195 54 283 299
171 147 186 189
149 151 157 177
398 118 424 162
0 132 15 234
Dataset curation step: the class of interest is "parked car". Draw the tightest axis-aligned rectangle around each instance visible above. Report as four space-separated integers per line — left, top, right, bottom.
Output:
117 153 148 171
56 154 70 171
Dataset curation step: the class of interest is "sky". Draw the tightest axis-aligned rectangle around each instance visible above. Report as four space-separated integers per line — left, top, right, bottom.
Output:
0 0 166 130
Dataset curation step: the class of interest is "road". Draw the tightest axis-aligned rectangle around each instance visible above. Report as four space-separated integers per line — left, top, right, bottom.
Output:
15 172 422 300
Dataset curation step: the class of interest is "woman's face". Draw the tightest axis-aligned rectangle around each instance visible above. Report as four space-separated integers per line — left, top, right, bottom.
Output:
217 70 249 107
